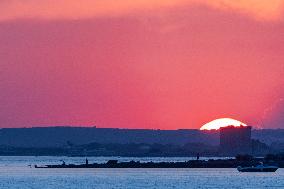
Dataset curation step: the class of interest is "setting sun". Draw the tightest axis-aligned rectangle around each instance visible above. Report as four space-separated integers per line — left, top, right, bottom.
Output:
200 118 247 130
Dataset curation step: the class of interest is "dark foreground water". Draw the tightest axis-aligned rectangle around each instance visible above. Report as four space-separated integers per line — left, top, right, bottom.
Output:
0 156 283 189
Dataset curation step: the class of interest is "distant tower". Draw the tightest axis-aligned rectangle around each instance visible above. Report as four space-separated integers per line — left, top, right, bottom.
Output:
219 126 252 156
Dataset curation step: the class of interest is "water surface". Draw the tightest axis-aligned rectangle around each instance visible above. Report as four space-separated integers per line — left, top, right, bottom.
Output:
0 156 282 189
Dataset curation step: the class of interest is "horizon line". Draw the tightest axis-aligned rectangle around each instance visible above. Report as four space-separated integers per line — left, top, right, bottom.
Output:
0 125 282 130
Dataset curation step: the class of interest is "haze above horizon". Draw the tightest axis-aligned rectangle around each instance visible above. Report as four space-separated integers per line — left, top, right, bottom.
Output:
0 0 284 129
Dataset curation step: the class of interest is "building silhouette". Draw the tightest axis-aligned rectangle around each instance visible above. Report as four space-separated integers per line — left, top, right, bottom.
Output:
219 126 252 156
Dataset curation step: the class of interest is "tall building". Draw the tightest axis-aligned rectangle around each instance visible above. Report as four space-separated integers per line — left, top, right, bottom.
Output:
219 126 252 156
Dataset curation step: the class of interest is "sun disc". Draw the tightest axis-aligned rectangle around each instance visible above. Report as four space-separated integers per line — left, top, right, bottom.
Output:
200 118 247 130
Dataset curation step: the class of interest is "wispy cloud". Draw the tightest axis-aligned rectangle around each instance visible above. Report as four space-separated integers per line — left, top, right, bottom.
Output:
0 0 283 21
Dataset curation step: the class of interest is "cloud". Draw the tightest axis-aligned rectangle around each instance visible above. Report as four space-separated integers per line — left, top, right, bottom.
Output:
0 0 283 21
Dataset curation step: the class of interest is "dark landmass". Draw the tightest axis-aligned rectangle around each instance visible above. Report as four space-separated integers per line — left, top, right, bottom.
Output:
35 154 284 168
0 127 219 147
0 127 283 147
0 127 283 156
0 142 219 157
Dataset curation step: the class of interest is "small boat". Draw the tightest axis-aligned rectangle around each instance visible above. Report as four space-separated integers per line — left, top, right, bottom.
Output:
237 163 278 172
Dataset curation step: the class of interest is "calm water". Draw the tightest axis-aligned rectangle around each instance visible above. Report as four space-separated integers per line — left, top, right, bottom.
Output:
0 156 283 189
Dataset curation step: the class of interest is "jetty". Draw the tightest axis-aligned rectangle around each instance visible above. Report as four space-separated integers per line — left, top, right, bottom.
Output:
34 157 284 168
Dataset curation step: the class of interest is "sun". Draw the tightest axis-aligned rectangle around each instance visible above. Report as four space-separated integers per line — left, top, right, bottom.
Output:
200 118 247 130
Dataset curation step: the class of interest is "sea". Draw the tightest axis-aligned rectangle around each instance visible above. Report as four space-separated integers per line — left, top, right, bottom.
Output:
0 156 283 189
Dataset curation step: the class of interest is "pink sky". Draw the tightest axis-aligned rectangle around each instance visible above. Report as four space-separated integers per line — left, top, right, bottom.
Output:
0 1 284 129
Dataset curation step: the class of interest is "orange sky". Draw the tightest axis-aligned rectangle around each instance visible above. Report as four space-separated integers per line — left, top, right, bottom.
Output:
0 1 284 129
1 0 283 21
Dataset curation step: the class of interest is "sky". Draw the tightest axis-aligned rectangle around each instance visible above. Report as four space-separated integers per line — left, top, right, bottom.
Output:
0 0 284 129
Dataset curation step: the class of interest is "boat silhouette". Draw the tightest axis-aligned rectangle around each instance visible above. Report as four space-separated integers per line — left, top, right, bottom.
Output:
237 162 278 172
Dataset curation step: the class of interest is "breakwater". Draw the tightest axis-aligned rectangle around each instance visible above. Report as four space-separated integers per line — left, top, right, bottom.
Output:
35 158 284 168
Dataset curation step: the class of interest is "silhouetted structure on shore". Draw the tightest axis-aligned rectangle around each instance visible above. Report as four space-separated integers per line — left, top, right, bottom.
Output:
220 126 252 156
